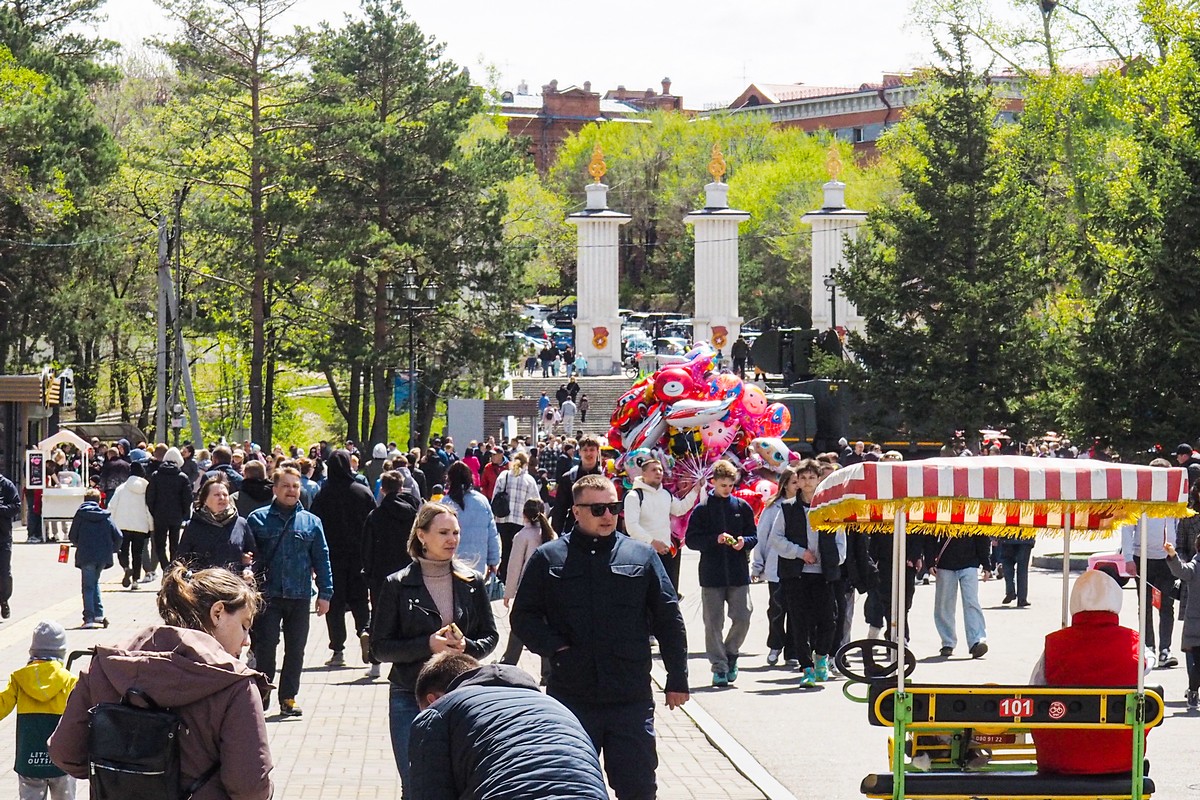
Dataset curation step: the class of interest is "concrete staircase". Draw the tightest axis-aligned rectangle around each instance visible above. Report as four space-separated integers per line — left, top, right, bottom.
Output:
509 375 635 435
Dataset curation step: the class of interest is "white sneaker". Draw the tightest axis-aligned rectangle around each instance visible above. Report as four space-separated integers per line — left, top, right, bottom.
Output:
140 572 156 583
367 663 382 679
767 648 782 666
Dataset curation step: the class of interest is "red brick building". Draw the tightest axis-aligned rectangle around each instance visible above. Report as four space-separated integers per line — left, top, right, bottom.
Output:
495 78 685 172
724 73 1025 158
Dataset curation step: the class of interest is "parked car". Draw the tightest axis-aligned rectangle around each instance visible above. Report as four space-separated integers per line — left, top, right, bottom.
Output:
549 327 574 351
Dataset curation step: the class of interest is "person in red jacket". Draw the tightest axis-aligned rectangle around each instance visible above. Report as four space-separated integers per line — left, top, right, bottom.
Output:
1030 568 1147 775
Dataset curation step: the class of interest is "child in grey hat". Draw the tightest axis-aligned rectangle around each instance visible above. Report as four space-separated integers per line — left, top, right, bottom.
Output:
0 621 77 799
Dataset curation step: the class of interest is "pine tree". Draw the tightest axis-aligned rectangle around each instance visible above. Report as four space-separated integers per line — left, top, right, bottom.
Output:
838 27 1048 440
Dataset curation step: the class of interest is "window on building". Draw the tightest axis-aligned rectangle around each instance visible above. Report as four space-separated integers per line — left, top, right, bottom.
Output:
853 127 865 143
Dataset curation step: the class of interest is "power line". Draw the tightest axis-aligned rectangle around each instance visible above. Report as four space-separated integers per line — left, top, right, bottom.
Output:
0 228 157 248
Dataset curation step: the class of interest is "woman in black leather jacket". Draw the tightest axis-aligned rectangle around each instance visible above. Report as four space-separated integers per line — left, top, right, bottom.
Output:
370 502 497 786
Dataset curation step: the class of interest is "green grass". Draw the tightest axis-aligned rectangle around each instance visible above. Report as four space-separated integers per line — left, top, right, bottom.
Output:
285 392 448 449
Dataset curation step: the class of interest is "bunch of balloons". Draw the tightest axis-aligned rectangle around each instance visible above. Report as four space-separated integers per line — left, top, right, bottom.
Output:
608 343 796 529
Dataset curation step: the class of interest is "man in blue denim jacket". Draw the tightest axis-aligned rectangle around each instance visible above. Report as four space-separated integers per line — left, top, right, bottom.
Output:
248 466 334 717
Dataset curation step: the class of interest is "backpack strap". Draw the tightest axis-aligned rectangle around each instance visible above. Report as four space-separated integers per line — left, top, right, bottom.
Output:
185 761 221 799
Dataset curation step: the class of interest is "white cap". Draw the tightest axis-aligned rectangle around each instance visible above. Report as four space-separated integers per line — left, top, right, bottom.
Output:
1070 569 1123 617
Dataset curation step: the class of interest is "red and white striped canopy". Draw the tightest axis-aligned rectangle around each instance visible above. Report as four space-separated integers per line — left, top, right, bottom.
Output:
809 456 1190 537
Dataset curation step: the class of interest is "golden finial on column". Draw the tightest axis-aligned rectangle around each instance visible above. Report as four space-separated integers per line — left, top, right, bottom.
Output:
588 144 607 184
708 143 727 182
826 144 844 182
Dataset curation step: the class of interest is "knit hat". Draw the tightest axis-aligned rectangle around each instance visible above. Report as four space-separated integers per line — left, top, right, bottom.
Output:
1070 569 1123 617
29 620 67 661
163 447 184 467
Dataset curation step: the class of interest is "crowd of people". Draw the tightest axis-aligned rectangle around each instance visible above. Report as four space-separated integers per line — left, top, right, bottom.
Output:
1 418 1200 798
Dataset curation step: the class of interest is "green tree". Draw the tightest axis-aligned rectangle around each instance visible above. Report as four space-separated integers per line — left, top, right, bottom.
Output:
838 29 1050 439
293 0 524 445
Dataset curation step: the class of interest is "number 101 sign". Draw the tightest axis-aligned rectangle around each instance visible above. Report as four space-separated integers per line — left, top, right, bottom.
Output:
998 697 1034 718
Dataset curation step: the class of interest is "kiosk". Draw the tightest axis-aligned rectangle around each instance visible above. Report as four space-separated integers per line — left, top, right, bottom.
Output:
29 429 93 541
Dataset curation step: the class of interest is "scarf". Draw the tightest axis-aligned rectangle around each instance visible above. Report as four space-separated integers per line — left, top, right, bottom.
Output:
196 505 238 527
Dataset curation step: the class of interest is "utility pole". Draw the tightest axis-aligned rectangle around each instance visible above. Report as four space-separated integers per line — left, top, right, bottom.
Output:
156 213 170 442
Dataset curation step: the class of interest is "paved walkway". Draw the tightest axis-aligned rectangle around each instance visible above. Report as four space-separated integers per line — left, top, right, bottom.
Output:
0 529 765 799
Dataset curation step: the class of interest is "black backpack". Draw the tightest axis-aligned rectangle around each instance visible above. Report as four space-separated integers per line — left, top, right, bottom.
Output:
87 688 219 800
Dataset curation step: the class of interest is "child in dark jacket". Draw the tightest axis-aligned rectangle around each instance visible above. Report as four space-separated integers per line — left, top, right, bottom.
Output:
67 489 123 629
685 459 758 687
0 621 77 799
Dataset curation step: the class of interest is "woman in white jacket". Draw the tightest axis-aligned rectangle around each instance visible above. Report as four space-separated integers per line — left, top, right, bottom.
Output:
105 462 154 589
752 467 800 667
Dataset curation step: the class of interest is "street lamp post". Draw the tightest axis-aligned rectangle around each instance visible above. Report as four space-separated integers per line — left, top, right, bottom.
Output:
823 275 837 331
386 269 437 450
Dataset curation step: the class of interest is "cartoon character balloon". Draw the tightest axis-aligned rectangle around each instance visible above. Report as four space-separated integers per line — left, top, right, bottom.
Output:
760 402 792 439
751 437 791 473
653 368 696 404
699 417 740 455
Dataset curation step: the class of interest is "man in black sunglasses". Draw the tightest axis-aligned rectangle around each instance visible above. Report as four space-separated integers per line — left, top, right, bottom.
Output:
511 473 689 800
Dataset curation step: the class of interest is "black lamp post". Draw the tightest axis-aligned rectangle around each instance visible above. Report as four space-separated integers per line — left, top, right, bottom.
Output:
823 275 837 331
386 268 437 450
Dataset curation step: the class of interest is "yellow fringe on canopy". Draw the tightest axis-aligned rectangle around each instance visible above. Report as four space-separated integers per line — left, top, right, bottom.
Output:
809 496 1189 538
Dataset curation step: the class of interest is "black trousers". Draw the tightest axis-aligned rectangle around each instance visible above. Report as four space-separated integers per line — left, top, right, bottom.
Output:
1137 558 1176 653
659 549 681 595
327 562 370 654
118 531 149 581
253 597 310 701
781 571 836 669
555 698 657 800
497 522 522 581
152 522 180 571
0 539 11 603
874 564 917 638
766 580 792 658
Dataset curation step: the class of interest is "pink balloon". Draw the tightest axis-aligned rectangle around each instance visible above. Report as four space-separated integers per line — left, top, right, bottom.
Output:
738 384 769 419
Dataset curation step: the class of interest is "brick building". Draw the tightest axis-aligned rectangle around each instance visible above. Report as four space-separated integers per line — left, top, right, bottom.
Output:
495 78 686 172
723 73 1025 158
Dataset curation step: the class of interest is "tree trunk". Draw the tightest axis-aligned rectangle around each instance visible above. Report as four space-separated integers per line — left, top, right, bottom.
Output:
248 57 268 445
348 363 361 442
370 273 391 445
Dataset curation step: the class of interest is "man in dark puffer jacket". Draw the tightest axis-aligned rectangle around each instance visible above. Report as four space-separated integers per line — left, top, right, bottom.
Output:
408 654 607 800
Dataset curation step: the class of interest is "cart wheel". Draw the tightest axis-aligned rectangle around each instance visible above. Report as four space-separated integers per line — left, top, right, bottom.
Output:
834 638 917 685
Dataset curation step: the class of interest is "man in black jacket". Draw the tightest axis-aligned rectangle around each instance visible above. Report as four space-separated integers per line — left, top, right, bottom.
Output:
145 447 192 575
0 469 20 617
408 654 608 800
685 459 757 687
311 449 377 668
361 471 420 678
550 434 604 534
511 474 688 800
930 534 991 659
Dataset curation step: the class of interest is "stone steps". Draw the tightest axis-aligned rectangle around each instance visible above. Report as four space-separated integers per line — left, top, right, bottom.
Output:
510 375 636 436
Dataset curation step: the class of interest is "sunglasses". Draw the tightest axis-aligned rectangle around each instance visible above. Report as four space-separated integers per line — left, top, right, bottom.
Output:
575 502 623 517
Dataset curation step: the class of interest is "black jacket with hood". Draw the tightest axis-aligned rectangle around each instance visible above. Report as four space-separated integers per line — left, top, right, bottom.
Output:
233 478 274 520
146 463 193 527
362 490 421 587
407 664 607 800
310 450 377 569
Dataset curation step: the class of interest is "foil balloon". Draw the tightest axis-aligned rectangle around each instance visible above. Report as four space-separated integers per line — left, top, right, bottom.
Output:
707 373 744 402
624 407 669 452
653 368 696 403
699 417 740 454
751 437 791 473
733 486 766 522
619 448 656 482
663 396 737 429
749 477 779 505
612 378 653 428
606 426 624 450
738 384 769 420
760 402 791 439
680 344 719 383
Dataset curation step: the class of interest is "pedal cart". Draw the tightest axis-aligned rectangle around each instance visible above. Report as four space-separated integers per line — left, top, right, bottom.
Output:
808 456 1188 800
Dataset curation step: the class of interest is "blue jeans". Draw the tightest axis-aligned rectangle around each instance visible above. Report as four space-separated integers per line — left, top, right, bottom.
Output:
389 685 421 784
80 563 104 622
933 566 987 650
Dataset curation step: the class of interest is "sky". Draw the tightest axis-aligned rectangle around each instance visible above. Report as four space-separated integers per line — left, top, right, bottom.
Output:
96 0 936 108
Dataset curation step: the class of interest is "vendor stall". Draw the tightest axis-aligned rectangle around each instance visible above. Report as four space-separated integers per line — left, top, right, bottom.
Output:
29 429 93 541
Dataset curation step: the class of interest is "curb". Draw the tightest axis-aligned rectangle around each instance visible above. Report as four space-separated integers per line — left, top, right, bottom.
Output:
1031 555 1090 571
651 667 797 800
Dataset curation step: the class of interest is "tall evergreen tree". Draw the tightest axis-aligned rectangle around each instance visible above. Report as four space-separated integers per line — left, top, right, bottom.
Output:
838 28 1048 439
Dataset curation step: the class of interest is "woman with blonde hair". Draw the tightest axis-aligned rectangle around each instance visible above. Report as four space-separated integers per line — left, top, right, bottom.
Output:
49 565 272 799
490 451 541 578
370 503 498 787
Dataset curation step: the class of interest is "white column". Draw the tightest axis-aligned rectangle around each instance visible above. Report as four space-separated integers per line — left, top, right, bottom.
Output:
685 181 749 357
801 180 867 336
567 183 630 375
